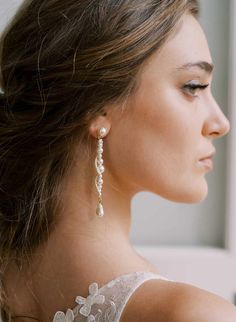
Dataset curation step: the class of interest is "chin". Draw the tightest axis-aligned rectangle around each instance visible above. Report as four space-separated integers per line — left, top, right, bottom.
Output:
157 179 209 204
177 180 209 204
184 190 208 203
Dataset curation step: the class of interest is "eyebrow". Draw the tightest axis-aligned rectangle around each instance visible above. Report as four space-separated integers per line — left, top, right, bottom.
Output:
175 61 214 74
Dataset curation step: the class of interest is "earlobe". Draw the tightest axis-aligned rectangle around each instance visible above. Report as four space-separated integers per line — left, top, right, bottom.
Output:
88 115 111 139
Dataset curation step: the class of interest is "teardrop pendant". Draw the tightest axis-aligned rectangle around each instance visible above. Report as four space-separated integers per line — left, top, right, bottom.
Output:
96 203 104 217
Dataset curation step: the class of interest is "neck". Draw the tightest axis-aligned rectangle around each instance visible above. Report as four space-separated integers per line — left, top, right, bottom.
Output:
6 229 155 322
4 156 158 321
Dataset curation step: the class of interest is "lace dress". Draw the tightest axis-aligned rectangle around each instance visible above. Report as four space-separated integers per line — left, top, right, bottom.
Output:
53 270 172 322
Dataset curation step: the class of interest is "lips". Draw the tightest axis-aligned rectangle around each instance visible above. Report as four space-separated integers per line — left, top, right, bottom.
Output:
199 149 216 161
198 149 216 170
199 158 213 170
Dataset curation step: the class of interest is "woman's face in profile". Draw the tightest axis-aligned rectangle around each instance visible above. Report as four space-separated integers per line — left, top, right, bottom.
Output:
106 13 230 203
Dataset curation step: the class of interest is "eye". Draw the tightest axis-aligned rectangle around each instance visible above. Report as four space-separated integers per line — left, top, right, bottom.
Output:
182 81 209 97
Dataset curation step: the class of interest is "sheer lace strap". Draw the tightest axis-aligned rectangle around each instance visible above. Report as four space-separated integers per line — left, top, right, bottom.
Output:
53 271 172 322
93 272 169 322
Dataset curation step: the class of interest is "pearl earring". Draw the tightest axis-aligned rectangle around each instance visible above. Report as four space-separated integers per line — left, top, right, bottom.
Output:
95 127 107 217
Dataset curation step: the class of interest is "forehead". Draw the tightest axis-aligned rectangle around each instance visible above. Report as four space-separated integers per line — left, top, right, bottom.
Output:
142 14 213 75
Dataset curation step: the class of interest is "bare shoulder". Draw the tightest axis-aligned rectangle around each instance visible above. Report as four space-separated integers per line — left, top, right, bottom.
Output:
120 278 236 322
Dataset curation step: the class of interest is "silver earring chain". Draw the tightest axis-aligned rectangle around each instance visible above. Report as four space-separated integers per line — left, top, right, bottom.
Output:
95 127 107 217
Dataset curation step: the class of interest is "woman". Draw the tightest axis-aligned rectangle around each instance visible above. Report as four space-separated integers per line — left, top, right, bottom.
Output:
0 0 235 321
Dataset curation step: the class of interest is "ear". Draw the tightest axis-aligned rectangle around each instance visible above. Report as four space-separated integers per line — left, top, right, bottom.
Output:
88 115 111 139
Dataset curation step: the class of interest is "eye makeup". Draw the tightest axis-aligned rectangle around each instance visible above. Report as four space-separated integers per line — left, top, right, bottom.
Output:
182 80 209 97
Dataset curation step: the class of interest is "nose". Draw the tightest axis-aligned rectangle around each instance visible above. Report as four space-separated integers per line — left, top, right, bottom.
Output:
202 95 230 139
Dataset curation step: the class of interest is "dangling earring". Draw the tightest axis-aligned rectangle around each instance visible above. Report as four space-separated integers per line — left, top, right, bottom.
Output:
95 127 107 217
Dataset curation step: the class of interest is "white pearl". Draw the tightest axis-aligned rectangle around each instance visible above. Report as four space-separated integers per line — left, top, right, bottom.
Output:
99 127 107 137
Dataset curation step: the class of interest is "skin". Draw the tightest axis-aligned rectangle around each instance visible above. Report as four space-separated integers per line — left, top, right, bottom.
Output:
7 13 231 322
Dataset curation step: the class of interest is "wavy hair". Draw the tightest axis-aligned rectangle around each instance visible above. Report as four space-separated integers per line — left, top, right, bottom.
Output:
0 0 199 320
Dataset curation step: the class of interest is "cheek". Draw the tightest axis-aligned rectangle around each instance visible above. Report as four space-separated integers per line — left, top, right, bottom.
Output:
105 91 207 203
136 91 196 171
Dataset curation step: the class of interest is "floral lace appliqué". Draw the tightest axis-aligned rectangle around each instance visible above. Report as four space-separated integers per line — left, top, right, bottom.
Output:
53 309 75 322
76 282 105 316
53 282 116 322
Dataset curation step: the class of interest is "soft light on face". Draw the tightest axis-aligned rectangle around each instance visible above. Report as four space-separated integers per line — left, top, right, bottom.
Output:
106 13 230 203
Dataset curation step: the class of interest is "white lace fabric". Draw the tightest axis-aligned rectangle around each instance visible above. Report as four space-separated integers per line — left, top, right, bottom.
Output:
53 271 171 322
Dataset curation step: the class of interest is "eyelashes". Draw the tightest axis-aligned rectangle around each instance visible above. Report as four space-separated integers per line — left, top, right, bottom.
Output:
182 82 209 97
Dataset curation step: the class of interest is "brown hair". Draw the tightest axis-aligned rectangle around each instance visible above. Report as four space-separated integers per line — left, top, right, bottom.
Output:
0 0 199 320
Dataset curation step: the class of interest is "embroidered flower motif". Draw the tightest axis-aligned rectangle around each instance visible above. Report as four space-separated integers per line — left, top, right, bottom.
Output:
86 309 102 322
75 282 105 317
53 308 74 322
